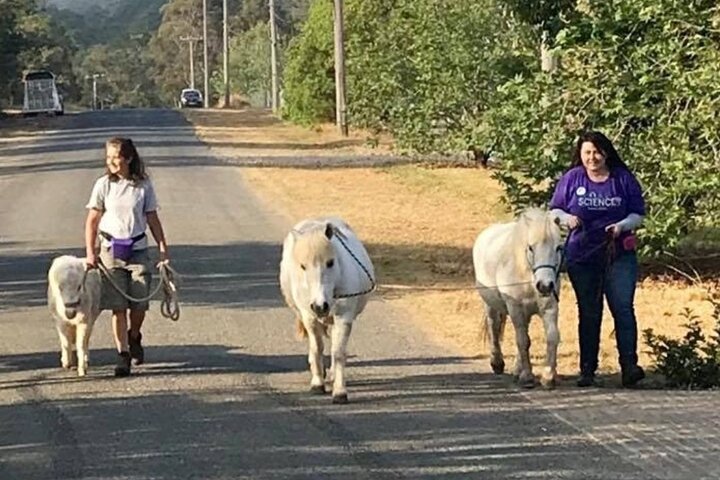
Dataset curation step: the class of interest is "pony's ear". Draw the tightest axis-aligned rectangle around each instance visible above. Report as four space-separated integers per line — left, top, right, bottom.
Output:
324 223 334 240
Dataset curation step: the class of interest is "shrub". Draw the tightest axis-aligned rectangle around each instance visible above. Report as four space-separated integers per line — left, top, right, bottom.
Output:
644 290 720 389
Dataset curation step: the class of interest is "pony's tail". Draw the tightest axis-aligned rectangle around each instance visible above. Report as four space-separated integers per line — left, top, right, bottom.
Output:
295 317 307 340
295 317 332 340
479 308 506 346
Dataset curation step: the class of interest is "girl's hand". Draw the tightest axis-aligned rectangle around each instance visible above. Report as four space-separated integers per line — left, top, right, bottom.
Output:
86 252 98 268
158 250 170 264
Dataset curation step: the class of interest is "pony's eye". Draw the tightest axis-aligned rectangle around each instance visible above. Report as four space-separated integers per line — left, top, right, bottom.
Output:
528 246 534 254
326 259 335 268
300 264 306 271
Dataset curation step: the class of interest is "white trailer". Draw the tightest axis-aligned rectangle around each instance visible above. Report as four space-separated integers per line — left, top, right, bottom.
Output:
22 70 64 116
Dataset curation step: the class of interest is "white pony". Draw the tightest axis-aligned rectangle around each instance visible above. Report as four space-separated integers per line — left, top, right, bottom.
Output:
48 255 102 377
279 217 375 404
472 208 564 388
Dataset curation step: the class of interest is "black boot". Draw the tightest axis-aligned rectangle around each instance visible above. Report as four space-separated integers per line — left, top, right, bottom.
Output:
114 351 131 377
128 330 144 366
576 371 596 388
621 365 645 387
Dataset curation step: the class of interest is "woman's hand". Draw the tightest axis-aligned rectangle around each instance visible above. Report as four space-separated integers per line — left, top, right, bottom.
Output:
605 224 622 238
158 249 170 264
566 215 582 230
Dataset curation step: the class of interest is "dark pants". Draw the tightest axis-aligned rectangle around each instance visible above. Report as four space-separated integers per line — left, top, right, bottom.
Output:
567 252 639 375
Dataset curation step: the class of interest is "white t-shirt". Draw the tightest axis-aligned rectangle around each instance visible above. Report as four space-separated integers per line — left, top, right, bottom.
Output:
86 175 158 250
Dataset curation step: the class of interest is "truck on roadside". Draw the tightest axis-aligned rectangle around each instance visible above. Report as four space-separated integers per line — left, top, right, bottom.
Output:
22 70 64 116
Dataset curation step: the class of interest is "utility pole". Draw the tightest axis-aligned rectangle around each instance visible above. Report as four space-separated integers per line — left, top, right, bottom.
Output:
203 0 209 108
180 36 202 89
269 0 279 113
85 73 105 110
223 0 230 108
333 0 348 136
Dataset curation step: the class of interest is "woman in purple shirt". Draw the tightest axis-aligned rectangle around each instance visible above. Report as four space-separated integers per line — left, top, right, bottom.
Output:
550 131 646 388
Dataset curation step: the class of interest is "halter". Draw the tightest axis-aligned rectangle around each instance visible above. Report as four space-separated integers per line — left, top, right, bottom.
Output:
63 268 90 309
527 234 569 302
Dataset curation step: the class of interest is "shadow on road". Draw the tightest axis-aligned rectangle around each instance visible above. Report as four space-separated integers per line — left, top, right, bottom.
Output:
0 346 641 480
0 242 285 312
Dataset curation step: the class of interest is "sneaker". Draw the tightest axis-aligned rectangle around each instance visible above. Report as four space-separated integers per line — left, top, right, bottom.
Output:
114 352 131 377
576 372 596 388
128 330 144 366
621 365 645 387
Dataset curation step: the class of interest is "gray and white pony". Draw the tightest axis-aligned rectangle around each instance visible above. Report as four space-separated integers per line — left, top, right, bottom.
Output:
48 255 102 377
472 208 564 388
279 217 375 404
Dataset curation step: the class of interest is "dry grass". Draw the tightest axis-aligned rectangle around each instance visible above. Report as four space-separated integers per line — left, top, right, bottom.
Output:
187 108 717 377
0 111 66 139
183 108 394 158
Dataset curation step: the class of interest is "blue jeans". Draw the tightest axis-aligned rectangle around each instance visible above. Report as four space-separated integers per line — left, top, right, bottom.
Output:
567 252 639 374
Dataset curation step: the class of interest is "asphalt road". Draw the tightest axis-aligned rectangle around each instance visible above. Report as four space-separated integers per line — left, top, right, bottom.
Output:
0 109 701 479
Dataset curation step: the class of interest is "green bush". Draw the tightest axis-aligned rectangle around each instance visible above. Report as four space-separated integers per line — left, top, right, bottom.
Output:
283 0 534 147
211 22 271 105
281 0 335 124
350 0 537 152
644 293 720 389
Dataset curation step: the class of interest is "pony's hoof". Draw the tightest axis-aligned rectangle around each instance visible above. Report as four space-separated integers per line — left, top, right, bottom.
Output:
77 369 87 377
332 393 348 404
491 360 505 375
310 385 326 395
540 377 556 390
518 375 536 389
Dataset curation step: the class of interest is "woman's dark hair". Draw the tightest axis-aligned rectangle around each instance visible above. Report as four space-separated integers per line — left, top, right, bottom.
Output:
571 131 629 171
106 137 147 183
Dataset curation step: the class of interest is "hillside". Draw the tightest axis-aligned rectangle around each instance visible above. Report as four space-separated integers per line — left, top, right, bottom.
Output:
46 0 124 14
46 0 167 47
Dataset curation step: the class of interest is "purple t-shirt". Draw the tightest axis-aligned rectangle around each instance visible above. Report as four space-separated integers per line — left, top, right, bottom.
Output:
550 166 645 264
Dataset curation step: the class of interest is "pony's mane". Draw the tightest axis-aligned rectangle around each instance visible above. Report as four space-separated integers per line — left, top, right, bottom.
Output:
292 224 335 265
497 208 560 274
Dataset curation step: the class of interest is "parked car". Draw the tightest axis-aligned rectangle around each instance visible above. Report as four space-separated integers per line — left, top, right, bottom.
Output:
179 88 203 108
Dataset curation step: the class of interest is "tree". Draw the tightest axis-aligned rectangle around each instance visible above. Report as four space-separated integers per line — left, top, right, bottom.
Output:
0 0 77 106
480 0 720 256
211 22 271 105
281 0 335 123
148 0 217 105
75 34 161 108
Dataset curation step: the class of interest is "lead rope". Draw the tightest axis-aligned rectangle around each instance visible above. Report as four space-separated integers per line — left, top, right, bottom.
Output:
331 227 376 299
96 259 181 321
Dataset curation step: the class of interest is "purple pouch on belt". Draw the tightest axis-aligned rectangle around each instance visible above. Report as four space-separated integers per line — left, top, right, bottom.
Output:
110 238 135 261
622 234 637 251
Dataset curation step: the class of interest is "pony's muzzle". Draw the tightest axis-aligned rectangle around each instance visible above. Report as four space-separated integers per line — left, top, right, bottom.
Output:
65 307 77 319
536 281 555 297
311 302 330 317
